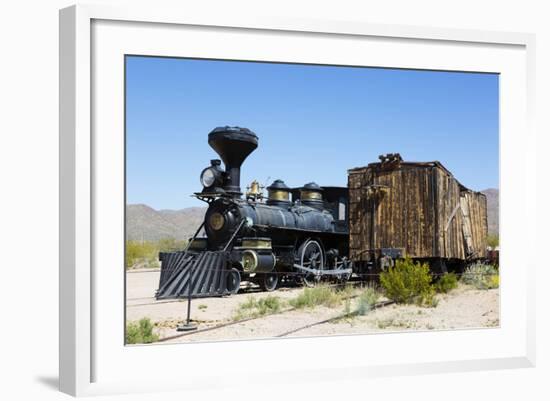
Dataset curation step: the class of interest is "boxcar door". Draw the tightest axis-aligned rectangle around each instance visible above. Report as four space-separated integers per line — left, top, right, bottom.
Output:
460 196 474 257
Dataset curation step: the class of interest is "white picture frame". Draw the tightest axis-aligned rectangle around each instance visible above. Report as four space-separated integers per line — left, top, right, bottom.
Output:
59 4 536 397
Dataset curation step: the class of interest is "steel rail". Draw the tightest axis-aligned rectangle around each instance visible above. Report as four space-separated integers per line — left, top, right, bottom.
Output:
275 300 396 338
155 284 386 343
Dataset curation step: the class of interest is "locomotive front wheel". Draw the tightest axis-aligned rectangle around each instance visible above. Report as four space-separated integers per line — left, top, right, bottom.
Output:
259 272 279 292
226 268 241 295
298 240 325 287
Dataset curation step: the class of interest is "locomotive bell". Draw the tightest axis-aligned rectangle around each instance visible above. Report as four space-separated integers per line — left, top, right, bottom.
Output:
207 126 258 195
266 179 291 206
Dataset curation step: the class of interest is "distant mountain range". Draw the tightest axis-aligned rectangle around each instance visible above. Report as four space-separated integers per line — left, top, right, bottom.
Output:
126 188 499 241
126 204 206 241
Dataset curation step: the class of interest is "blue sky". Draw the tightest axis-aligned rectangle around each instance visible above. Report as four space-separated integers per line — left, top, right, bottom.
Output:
126 56 499 210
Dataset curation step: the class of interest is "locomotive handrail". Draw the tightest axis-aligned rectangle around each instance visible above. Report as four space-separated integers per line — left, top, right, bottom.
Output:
222 218 247 252
183 221 206 253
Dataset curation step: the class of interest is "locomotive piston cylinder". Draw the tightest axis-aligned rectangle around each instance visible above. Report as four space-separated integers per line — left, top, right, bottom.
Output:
239 237 276 272
242 250 276 272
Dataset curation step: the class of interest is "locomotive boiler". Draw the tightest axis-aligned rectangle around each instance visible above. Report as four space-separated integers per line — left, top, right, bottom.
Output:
156 126 352 299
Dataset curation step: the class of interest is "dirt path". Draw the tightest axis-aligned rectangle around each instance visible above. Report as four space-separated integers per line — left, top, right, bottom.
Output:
126 270 499 344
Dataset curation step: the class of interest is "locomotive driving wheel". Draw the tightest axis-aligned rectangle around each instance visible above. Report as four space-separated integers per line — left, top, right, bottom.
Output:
297 239 325 287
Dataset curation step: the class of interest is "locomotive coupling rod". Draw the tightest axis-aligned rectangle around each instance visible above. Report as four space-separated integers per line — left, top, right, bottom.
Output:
293 264 352 276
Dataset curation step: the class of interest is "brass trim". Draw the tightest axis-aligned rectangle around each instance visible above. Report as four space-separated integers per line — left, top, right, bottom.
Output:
300 190 322 201
209 212 225 230
242 250 258 272
268 189 289 201
242 239 272 249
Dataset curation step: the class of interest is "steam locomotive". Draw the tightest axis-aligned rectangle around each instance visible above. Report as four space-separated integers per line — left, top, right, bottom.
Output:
156 126 352 299
156 126 489 300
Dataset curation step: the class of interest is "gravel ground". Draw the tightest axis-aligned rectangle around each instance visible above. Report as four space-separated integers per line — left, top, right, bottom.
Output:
126 269 499 344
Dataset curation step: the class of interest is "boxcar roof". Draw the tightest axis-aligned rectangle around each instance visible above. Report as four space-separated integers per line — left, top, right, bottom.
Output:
348 159 485 196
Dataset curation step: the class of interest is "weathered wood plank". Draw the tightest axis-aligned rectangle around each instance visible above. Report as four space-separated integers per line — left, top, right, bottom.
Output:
348 158 488 262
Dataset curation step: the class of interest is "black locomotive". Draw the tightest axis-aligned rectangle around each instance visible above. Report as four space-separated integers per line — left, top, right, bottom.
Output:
156 126 352 299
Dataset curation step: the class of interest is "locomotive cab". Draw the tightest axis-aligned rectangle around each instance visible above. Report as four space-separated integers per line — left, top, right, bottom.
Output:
322 186 349 228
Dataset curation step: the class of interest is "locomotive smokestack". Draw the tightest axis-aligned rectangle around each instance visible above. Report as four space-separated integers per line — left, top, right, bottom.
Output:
208 126 258 195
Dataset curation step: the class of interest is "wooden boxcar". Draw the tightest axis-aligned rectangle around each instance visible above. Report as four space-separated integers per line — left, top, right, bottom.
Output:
348 154 488 270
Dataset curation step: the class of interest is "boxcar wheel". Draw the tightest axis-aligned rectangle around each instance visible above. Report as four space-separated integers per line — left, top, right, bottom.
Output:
432 259 448 275
226 268 241 294
259 272 279 292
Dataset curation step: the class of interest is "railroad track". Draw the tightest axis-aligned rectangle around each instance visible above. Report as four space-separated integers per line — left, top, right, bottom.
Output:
156 290 393 343
275 300 395 337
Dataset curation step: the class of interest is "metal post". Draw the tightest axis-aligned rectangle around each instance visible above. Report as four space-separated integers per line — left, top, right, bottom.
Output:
177 260 197 331
177 223 204 332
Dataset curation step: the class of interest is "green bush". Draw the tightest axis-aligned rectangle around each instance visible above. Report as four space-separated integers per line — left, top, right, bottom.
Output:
434 272 458 294
126 318 159 344
125 238 188 269
461 263 499 290
158 238 187 253
379 258 436 306
256 296 283 315
126 240 158 268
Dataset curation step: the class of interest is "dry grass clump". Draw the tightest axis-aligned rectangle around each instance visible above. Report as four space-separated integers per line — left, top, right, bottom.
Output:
288 285 343 309
232 295 283 320
356 286 380 315
461 263 499 290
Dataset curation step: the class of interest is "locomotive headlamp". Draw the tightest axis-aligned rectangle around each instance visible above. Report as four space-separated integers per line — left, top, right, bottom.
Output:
200 168 216 187
200 160 223 189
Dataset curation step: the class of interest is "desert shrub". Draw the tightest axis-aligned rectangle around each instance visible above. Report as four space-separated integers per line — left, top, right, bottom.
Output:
126 318 159 344
343 298 351 315
289 286 342 309
126 240 158 268
233 295 283 320
488 274 499 289
356 286 380 315
158 238 187 253
434 272 458 293
126 237 188 269
256 296 283 315
461 263 499 290
338 283 356 299
379 258 436 306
